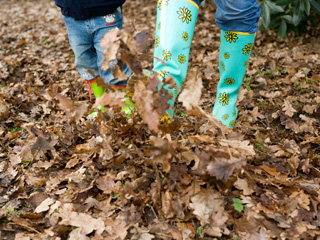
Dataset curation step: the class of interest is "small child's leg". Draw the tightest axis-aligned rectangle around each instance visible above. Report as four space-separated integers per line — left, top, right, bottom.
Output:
153 0 199 119
212 0 261 128
62 16 100 81
63 15 107 119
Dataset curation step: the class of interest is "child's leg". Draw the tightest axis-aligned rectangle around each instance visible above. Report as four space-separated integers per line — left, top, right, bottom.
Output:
153 0 199 119
63 15 107 119
212 0 260 128
62 16 100 81
92 7 132 86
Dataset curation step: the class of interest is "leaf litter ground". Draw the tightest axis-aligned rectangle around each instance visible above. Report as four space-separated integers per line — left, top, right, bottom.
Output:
0 0 320 239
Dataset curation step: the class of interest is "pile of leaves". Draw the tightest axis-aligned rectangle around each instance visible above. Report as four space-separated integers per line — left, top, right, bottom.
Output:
0 0 319 239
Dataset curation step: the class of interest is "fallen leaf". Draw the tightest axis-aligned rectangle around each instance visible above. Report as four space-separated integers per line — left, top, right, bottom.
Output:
35 198 55 213
250 106 265 120
0 99 9 120
96 174 122 195
30 136 57 151
130 226 155 240
150 136 173 172
178 67 203 110
282 100 297 117
68 228 90 240
207 156 246 180
234 178 254 195
93 91 126 109
261 165 280 177
189 189 228 236
135 31 151 53
59 212 105 235
100 27 121 70
132 80 160 132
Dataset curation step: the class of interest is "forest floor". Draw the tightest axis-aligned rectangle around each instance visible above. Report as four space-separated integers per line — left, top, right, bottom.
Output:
0 0 320 239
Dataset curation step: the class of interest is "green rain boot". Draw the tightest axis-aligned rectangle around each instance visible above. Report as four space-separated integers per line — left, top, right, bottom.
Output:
86 78 135 119
85 78 105 119
212 30 256 128
153 0 199 120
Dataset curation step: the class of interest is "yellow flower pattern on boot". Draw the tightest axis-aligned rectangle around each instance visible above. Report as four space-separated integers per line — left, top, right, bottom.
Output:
229 121 235 128
178 54 186 64
218 92 229 106
225 31 238 43
182 32 189 41
232 109 236 117
163 49 171 61
177 7 191 24
155 36 160 48
221 61 225 71
158 22 161 30
224 52 230 59
169 91 174 100
158 70 169 78
222 114 229 120
242 43 252 55
244 61 248 67
225 78 235 85
157 0 169 10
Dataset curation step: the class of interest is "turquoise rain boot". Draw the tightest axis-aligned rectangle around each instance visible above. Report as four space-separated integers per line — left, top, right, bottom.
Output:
153 0 199 120
212 30 256 128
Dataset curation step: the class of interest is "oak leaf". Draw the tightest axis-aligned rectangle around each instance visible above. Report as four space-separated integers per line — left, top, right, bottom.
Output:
282 100 297 117
189 190 228 236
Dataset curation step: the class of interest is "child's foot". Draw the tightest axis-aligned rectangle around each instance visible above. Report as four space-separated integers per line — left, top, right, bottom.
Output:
87 105 105 121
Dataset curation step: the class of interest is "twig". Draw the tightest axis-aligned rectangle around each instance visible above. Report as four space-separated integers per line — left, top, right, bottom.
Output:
8 222 41 234
146 204 159 220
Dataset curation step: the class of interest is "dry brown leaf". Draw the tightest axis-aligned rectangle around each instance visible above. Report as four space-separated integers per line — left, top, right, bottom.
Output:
234 178 254 195
100 27 121 70
176 223 195 239
135 31 151 53
28 192 48 209
30 136 57 151
189 189 228 236
288 190 310 211
178 67 203 110
150 136 173 172
93 91 126 109
282 100 297 117
35 198 55 213
250 106 265 120
260 165 280 177
130 226 155 240
132 81 160 132
302 104 318 114
32 160 54 170
112 64 128 81
259 90 282 99
188 135 216 144
0 99 9 120
219 139 255 157
59 212 105 235
207 156 246 180
96 173 122 194
68 228 90 240
161 190 175 218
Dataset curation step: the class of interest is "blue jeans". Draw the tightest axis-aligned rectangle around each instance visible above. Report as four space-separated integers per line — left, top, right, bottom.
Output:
194 0 261 33
62 7 132 85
